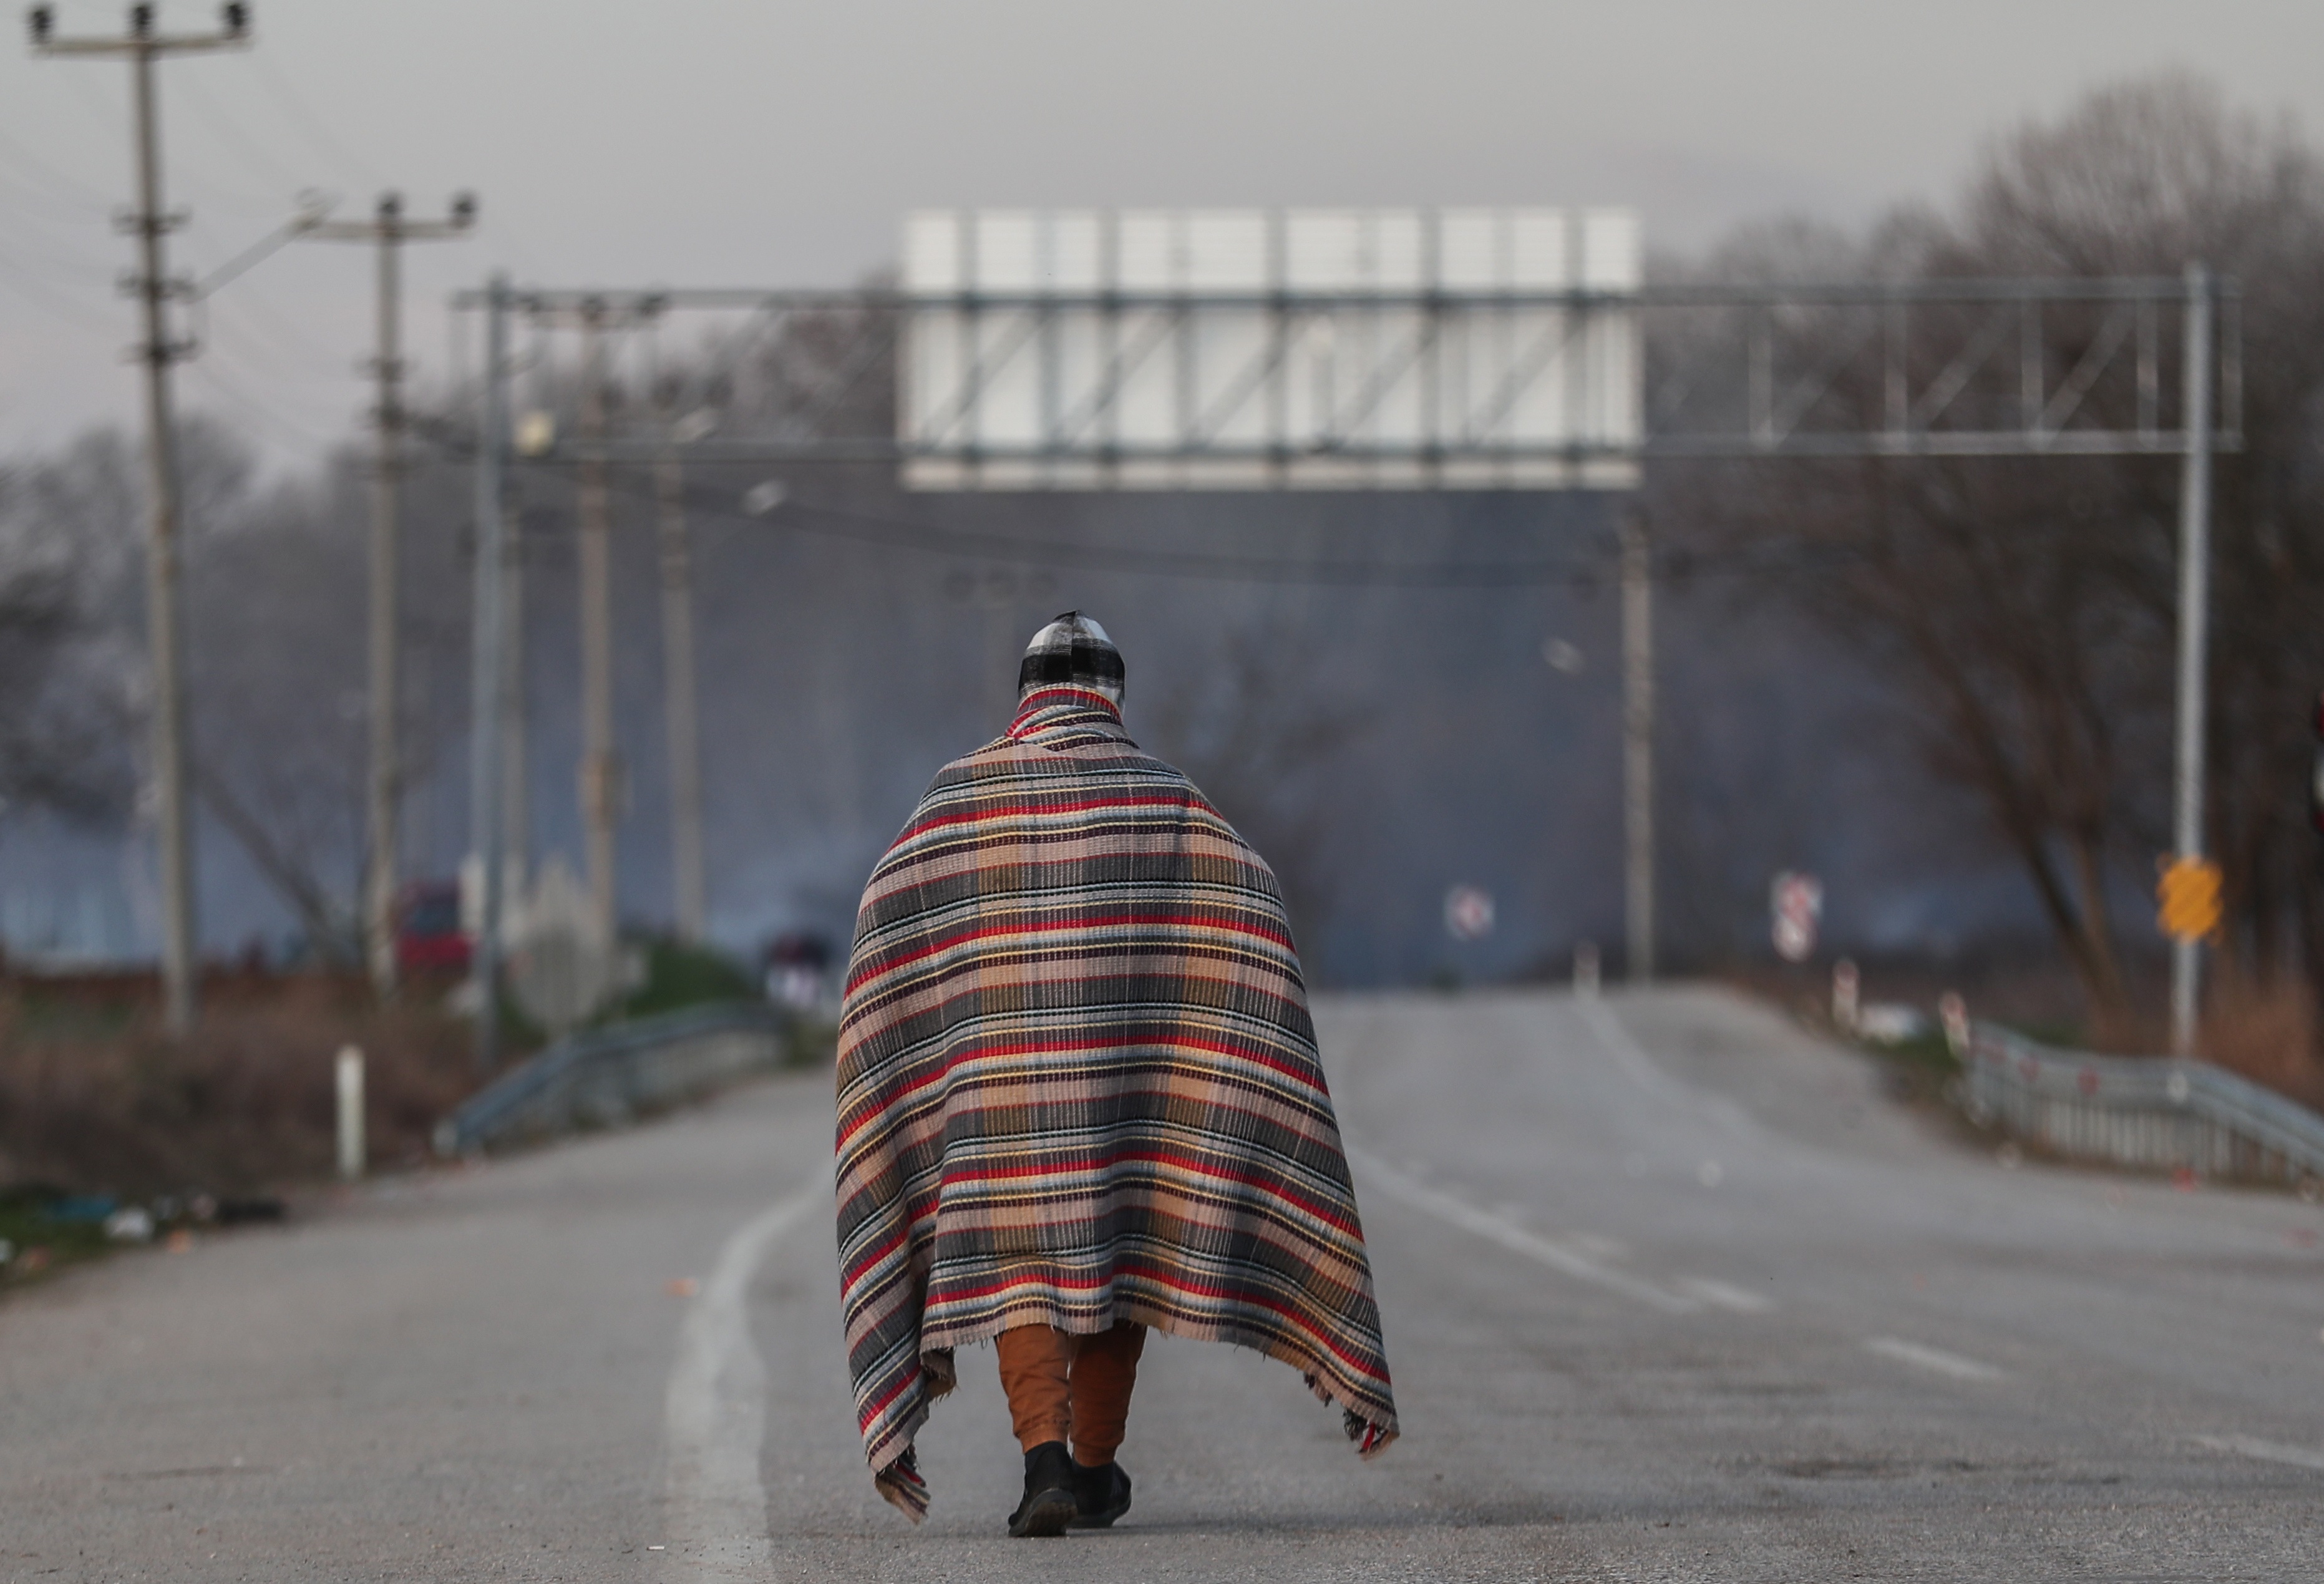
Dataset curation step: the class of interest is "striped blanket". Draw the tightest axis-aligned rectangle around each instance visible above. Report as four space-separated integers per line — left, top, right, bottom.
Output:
835 685 1398 1520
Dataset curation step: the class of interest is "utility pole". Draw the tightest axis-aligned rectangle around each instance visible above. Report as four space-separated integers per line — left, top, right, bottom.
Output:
501 475 529 884
2169 264 2215 1058
653 383 708 942
576 303 620 945
503 318 555 889
303 191 476 999
32 2 253 1036
468 275 512 1074
1620 510 1656 984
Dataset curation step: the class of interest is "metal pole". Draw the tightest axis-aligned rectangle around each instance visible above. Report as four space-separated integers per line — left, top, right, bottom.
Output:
655 434 707 942
469 274 511 1074
2170 265 2215 1057
1620 510 1656 983
576 305 619 945
130 35 198 1035
363 193 404 999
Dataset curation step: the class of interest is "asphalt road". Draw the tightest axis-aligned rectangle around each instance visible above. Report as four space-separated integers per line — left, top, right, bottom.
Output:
4 986 2320 1582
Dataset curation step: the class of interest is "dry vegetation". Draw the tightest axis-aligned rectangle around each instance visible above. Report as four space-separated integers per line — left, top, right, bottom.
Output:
0 971 479 1197
1732 951 2324 1115
2199 968 2324 1110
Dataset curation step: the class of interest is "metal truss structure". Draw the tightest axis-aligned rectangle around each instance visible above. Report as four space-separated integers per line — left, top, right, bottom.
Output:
1642 276 2239 460
455 273 2239 470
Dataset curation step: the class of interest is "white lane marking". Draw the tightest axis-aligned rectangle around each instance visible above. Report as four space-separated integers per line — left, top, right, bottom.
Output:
1347 1145 1699 1314
661 1168 827 1577
1675 1276 1776 1313
1575 996 1761 1147
1567 1232 1628 1262
2192 1433 2324 1472
1863 1336 2006 1382
1575 996 1691 1104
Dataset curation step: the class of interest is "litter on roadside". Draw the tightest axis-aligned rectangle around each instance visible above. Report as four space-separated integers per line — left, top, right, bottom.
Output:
104 1207 155 1243
1856 1003 1930 1044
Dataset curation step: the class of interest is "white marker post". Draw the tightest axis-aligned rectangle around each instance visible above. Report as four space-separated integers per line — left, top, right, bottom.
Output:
1832 959 1860 1034
335 1046 366 1182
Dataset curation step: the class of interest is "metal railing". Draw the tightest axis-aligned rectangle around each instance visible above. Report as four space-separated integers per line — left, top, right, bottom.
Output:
432 1000 789 1157
1958 1021 2324 1187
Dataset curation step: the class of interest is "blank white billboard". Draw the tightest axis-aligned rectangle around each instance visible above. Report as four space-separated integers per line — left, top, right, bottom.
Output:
901 208 1641 491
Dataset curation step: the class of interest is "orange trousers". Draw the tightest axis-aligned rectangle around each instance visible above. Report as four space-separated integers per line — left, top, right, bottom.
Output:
994 1321 1146 1466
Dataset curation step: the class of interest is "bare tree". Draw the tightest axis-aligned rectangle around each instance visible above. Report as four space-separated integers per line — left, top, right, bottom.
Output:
0 434 141 822
1659 74 2324 1032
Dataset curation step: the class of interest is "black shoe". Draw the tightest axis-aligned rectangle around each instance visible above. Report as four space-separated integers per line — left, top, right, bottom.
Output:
1070 1459 1132 1528
1007 1442 1077 1537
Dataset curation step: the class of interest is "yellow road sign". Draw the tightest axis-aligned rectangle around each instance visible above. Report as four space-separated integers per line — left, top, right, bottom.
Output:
2157 856 2223 942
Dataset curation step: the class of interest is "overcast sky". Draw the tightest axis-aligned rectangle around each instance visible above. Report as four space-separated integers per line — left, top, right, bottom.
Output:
2 0 2318 469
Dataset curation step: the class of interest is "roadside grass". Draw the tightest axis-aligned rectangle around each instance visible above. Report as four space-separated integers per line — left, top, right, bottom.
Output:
0 974 482 1200
612 935 835 1067
613 936 759 1022
1857 1027 1962 1107
782 1013 839 1069
0 959 830 1295
0 1185 112 1286
0 974 498 1295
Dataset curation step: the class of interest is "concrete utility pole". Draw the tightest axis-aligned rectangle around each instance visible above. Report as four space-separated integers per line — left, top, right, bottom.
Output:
303 192 476 999
1620 511 1656 984
653 387 708 942
32 2 252 1036
469 275 513 1074
500 478 530 882
575 304 621 945
503 319 555 888
2169 264 2215 1058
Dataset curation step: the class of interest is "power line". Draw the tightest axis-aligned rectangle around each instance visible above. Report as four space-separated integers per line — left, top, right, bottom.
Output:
238 48 385 190
0 187 121 265
435 424 1874 590
0 214 125 289
762 496 1604 587
0 123 115 209
459 443 1613 586
187 253 349 371
0 253 122 335
169 63 324 197
182 352 346 454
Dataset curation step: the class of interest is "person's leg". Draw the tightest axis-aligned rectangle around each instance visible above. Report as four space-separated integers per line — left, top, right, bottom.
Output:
1065 1321 1146 1467
994 1324 1073 1452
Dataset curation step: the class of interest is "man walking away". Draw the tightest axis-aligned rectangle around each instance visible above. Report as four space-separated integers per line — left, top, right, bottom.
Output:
835 613 1398 1535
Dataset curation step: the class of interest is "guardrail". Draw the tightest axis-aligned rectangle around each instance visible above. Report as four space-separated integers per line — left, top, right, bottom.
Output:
1958 1020 2324 1187
433 1000 789 1157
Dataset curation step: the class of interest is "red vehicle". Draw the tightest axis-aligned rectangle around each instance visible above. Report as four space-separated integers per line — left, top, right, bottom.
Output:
395 881 471 978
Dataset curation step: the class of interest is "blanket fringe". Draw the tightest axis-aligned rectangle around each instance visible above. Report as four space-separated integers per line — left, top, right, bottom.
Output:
1304 1370 1398 1459
873 1447 929 1524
